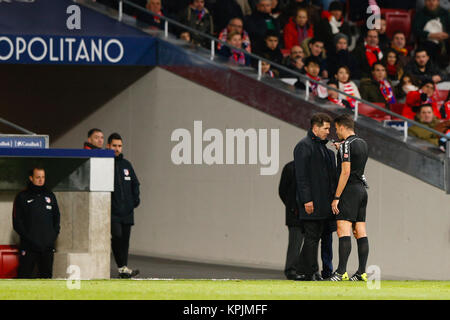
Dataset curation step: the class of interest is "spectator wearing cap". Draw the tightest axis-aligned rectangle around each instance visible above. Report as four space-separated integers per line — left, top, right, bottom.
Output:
178 0 214 47
327 79 352 108
296 56 328 98
283 7 314 50
245 0 281 52
352 29 384 79
327 33 360 80
360 62 397 106
408 104 450 147
217 17 252 53
316 1 352 56
412 0 450 68
404 48 447 84
403 80 442 120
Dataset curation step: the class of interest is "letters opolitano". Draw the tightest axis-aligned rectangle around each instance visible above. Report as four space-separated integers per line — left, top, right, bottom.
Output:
0 36 124 63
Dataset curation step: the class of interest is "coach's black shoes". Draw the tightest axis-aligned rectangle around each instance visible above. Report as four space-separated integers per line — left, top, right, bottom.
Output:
286 272 306 281
327 271 349 281
118 266 140 279
350 272 368 282
304 272 323 281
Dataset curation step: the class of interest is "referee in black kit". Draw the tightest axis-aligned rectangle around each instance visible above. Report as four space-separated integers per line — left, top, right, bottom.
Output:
328 114 370 282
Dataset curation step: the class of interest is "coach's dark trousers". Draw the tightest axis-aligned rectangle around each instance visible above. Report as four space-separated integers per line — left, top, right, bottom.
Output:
18 249 54 279
284 226 305 276
300 220 326 276
320 231 333 278
111 222 132 268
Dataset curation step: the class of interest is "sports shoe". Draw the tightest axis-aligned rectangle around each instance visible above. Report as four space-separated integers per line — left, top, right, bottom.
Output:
350 272 368 281
118 266 140 279
327 271 349 281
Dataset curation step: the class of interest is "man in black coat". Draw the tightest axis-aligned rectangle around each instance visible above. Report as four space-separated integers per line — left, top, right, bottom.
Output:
279 161 305 281
244 0 280 52
107 133 141 279
13 167 61 278
294 113 337 281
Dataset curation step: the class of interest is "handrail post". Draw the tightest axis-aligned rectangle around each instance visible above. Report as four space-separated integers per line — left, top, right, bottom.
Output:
257 60 262 80
403 121 408 142
446 139 450 194
305 80 310 100
164 20 169 38
118 0 123 22
210 40 215 60
354 101 359 121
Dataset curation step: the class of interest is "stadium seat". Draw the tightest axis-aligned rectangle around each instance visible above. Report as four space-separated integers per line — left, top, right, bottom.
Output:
281 49 290 58
0 245 19 279
357 102 391 121
381 9 413 41
389 103 405 120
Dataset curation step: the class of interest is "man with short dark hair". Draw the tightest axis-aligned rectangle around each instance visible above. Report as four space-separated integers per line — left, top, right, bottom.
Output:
84 128 104 150
107 133 141 279
328 114 369 281
360 62 396 105
352 29 383 79
13 167 61 279
294 113 337 281
408 104 449 146
404 48 446 83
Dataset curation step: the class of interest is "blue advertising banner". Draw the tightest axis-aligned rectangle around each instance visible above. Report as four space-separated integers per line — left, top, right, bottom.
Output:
0 0 157 66
0 135 48 149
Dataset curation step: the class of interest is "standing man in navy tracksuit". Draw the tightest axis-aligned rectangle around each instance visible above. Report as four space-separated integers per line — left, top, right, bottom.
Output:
13 167 61 279
107 133 141 279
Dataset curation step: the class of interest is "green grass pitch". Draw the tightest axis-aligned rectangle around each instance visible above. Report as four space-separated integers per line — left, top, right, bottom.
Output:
0 280 449 300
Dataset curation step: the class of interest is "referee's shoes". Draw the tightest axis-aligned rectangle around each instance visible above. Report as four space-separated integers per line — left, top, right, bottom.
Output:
326 271 349 281
350 272 368 281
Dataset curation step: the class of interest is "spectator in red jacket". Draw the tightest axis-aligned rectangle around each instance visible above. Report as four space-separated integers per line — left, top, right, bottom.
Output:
283 7 314 50
403 80 442 120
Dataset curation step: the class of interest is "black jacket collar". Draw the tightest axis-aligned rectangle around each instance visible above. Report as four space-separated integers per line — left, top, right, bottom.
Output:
308 129 329 145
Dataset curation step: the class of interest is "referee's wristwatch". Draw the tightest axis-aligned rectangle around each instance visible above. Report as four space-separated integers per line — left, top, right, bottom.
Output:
333 196 340 200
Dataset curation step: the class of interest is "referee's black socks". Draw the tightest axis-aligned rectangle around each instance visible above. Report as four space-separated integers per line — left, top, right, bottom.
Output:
357 237 369 274
337 236 351 274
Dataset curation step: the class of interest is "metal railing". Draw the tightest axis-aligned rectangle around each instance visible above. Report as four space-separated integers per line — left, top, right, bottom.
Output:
92 0 449 151
0 117 35 135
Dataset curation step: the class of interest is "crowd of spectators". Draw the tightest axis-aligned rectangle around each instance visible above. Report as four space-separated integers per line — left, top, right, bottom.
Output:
98 0 450 148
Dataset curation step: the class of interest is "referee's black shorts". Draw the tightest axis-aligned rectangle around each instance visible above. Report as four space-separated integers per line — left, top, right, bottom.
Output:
337 181 368 222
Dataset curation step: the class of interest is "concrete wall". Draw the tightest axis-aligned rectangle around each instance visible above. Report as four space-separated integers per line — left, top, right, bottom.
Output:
51 67 450 280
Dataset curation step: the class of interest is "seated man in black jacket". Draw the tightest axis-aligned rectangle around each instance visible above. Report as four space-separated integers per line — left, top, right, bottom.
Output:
245 0 281 52
107 133 141 279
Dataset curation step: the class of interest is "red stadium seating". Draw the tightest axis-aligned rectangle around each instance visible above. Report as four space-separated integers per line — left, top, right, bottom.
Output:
357 102 391 121
389 103 405 120
0 245 19 279
381 9 414 41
